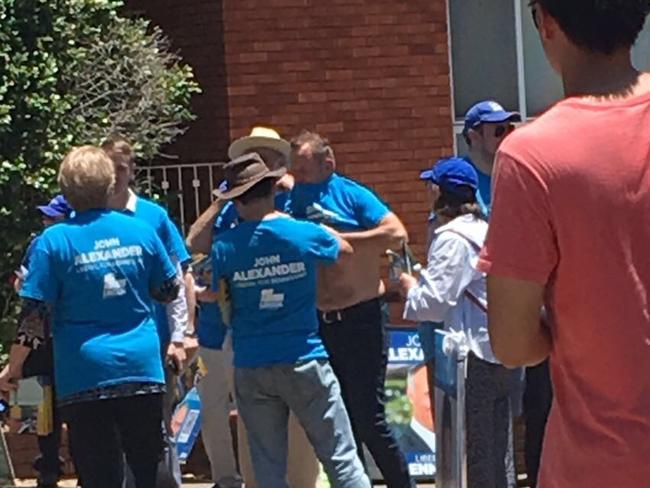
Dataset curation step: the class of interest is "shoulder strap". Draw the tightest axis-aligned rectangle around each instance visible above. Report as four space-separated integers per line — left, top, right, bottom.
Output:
438 228 488 314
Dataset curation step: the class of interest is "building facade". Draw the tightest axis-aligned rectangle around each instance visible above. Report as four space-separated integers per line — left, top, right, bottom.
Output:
126 0 650 256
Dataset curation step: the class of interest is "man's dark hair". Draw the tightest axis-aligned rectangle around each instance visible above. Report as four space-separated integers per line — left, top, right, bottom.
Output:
533 0 649 54
234 178 275 205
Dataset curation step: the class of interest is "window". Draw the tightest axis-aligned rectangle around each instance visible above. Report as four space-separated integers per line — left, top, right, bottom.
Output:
449 0 650 154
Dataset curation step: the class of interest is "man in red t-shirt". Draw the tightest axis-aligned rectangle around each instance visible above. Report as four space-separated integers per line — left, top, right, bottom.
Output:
478 1 650 487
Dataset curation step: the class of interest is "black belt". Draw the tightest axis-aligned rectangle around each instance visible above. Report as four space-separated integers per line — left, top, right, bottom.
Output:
319 295 384 325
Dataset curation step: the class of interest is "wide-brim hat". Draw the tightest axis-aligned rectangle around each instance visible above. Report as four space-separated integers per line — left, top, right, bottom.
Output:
214 152 287 200
228 126 291 160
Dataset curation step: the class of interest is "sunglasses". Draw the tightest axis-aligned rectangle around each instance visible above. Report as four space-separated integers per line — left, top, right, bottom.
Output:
531 3 539 29
478 125 512 139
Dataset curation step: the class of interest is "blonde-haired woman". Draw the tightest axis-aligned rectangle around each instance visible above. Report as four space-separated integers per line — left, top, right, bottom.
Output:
1 146 180 488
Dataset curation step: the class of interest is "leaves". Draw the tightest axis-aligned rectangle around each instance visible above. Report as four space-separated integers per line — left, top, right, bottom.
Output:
0 0 200 349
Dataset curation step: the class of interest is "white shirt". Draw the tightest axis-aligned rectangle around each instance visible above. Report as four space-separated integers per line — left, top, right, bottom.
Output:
411 417 436 453
403 214 498 364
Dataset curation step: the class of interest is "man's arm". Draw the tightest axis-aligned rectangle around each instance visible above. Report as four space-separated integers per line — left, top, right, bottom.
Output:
487 275 551 368
340 213 408 251
186 199 226 254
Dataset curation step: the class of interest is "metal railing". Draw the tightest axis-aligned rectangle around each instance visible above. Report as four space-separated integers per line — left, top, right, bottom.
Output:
136 161 226 235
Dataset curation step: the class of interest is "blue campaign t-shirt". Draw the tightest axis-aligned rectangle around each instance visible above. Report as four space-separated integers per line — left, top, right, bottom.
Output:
200 191 291 347
197 302 228 350
286 173 390 231
465 157 492 218
127 196 191 344
211 216 340 367
20 209 177 400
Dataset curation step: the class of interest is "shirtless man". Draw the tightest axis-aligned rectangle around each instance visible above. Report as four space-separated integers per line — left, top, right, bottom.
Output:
287 130 414 488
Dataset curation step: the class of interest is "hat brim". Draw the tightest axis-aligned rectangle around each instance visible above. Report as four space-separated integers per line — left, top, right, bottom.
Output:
213 167 287 200
37 205 64 218
419 170 435 181
228 136 291 160
479 111 521 124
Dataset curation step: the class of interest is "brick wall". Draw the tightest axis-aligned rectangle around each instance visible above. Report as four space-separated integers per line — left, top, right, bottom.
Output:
222 0 454 261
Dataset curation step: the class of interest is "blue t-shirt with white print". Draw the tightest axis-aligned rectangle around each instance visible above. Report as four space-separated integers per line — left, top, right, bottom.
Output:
211 216 339 367
286 173 390 230
20 210 176 400
199 192 290 348
127 196 190 345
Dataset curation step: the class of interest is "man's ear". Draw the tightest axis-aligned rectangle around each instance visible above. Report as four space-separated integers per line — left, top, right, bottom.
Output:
322 156 336 174
467 128 482 147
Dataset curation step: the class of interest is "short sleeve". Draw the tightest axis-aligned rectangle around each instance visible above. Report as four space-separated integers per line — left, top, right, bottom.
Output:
352 184 390 228
306 224 340 265
149 231 178 291
210 240 227 291
162 216 191 266
478 152 558 285
20 238 58 303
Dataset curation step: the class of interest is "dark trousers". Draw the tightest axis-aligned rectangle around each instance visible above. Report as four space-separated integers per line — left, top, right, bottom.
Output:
63 393 164 488
319 297 414 488
466 354 518 488
523 360 552 488
23 343 63 485
34 383 62 485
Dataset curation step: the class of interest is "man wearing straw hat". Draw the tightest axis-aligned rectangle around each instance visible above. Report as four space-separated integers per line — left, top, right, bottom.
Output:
186 127 320 488
209 152 370 488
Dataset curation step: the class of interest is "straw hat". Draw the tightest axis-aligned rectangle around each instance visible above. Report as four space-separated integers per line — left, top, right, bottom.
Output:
227 127 291 160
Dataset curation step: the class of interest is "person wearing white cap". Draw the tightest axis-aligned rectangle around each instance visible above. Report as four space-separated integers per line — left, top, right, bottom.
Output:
187 127 320 488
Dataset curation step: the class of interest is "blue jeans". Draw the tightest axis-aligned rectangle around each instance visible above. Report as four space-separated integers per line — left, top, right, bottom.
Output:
235 360 370 488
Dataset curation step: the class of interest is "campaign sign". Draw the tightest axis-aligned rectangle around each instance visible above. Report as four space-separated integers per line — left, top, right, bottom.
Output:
367 327 436 482
171 387 202 462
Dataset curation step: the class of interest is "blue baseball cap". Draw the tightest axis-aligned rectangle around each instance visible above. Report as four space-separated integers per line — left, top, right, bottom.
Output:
420 157 478 194
463 100 521 134
37 194 72 218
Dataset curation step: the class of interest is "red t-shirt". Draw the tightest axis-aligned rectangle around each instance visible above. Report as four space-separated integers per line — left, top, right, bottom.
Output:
479 90 650 488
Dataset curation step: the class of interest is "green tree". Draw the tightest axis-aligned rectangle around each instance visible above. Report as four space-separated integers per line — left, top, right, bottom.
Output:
0 0 200 353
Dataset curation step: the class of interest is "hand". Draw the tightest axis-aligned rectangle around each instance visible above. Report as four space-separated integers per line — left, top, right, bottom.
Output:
0 365 18 397
398 273 418 296
276 173 295 192
183 336 199 363
166 342 187 374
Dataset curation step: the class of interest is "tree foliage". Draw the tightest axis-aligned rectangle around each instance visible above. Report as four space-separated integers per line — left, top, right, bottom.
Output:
0 0 200 351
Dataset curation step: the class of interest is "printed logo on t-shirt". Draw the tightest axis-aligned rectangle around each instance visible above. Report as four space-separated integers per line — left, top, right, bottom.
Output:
232 254 307 288
74 237 144 273
305 203 341 224
102 272 127 298
259 288 285 310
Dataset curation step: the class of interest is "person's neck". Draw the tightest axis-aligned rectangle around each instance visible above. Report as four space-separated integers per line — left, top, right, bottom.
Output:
468 151 493 176
239 201 276 221
561 49 643 99
107 189 130 210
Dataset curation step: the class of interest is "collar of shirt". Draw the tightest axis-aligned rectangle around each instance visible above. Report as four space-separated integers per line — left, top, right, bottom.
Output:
410 417 436 453
125 189 138 213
